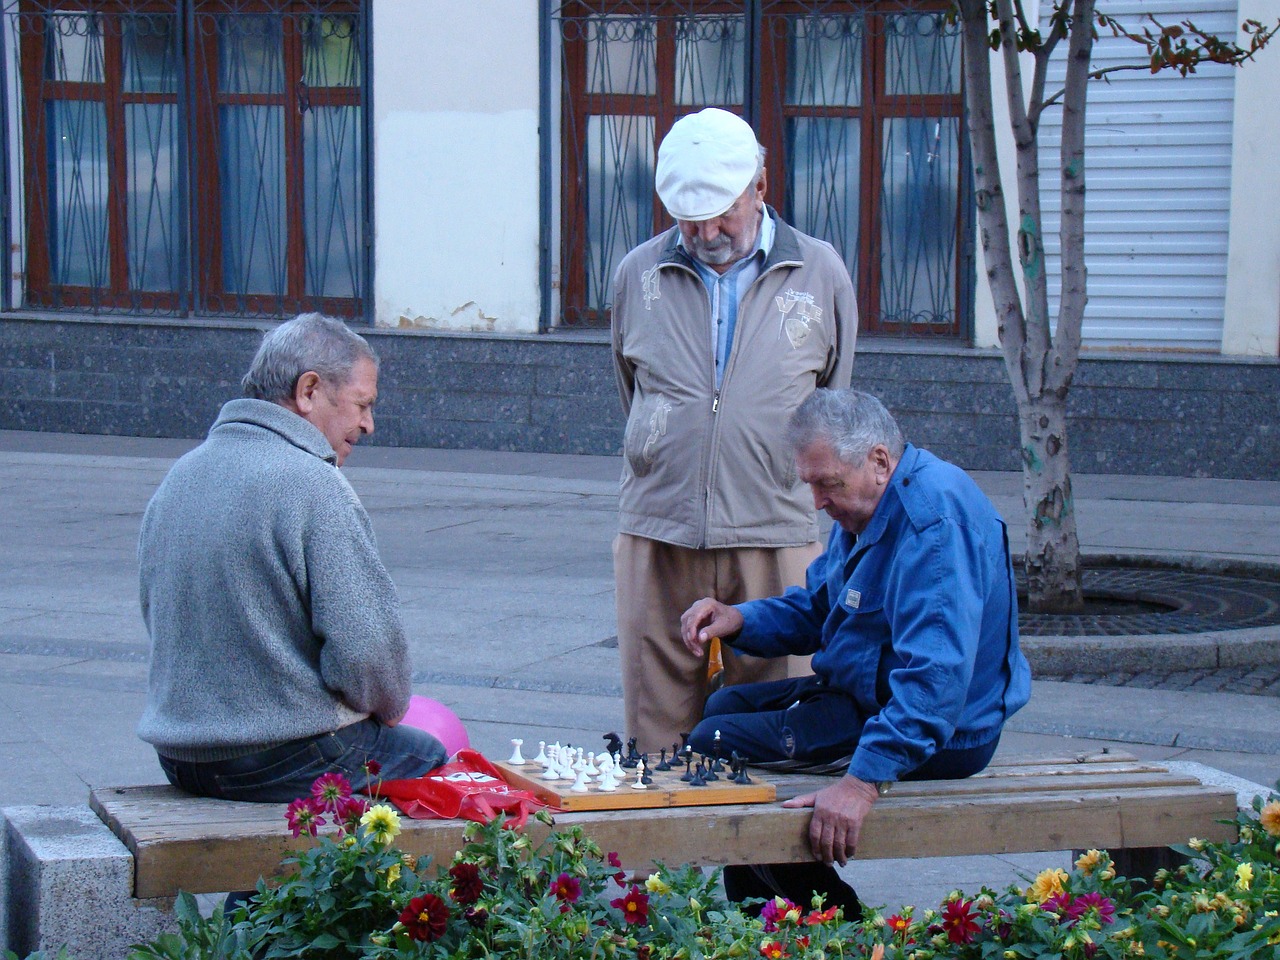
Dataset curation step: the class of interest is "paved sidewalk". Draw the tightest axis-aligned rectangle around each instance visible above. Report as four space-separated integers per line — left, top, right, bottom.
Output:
1 429 1278 917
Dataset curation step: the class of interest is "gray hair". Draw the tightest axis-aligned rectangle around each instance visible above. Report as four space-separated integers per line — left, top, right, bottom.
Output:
242 313 378 403
787 389 905 464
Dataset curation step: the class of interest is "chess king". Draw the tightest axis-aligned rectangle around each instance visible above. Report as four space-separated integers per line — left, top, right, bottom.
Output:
679 389 1032 918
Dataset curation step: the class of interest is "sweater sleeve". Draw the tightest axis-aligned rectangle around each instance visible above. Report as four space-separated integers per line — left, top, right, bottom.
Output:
845 518 987 784
304 478 412 724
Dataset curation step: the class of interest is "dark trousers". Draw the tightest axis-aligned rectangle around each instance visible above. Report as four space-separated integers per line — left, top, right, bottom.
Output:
158 718 447 803
689 674 999 916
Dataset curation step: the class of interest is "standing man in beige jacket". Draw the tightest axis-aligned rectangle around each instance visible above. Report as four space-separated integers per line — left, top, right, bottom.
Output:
611 107 857 760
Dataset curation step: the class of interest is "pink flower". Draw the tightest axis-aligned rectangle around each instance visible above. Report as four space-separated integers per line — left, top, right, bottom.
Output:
610 886 650 925
607 851 626 885
334 795 369 832
1070 892 1116 925
760 896 800 932
551 872 582 903
942 899 979 945
310 772 352 813
284 796 326 837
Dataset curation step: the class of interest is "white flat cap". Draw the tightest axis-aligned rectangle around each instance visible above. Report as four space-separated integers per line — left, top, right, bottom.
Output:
656 108 761 222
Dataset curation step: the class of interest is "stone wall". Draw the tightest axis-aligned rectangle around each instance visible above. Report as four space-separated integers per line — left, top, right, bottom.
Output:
1 315 1276 480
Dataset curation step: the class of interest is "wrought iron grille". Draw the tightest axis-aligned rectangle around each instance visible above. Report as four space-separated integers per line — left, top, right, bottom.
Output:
2 0 368 320
552 0 971 336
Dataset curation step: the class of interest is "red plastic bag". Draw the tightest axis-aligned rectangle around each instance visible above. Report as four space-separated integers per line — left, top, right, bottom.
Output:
374 749 558 828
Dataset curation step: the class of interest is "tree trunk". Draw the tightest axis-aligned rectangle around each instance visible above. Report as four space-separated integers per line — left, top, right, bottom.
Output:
1018 393 1083 612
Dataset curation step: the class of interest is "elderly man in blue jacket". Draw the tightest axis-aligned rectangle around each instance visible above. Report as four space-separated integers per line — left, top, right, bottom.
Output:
680 388 1031 915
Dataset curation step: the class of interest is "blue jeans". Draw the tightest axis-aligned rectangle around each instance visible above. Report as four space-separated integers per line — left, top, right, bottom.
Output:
690 674 998 779
158 719 447 803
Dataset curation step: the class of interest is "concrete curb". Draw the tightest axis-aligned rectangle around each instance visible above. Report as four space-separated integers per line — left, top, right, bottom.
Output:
1019 555 1280 675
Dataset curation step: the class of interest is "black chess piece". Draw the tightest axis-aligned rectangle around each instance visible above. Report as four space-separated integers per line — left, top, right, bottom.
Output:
702 753 720 781
640 756 653 785
655 748 671 772
603 731 623 758
731 753 752 785
680 755 694 782
620 737 640 768
690 761 707 786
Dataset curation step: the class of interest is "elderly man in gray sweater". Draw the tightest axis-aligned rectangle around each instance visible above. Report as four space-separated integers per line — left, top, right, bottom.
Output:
137 313 446 802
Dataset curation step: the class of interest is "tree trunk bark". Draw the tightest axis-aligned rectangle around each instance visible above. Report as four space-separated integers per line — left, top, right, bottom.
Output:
1019 393 1083 612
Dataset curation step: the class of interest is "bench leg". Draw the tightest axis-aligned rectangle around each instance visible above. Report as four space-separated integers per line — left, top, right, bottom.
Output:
1088 846 1190 887
3 805 176 958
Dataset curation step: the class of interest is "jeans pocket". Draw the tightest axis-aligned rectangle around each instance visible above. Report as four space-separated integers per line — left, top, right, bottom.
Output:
212 741 332 801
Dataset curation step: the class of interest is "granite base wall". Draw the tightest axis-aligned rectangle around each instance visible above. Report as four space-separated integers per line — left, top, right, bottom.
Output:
1 315 1276 480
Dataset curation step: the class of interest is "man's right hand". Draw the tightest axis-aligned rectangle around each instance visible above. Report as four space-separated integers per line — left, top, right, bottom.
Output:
679 598 744 656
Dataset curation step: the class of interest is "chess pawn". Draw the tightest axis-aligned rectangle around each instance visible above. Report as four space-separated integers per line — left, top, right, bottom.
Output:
570 758 591 793
630 762 648 789
541 752 562 780
598 759 619 792
534 740 548 766
508 738 526 765
586 751 600 778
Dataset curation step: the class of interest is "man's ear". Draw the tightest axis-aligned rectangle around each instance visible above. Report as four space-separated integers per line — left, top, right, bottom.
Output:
869 444 893 483
292 371 323 415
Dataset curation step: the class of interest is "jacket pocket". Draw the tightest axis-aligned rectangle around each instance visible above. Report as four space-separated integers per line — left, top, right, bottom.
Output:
623 393 673 478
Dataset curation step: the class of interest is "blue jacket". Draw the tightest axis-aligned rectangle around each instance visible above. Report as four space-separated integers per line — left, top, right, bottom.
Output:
729 444 1031 783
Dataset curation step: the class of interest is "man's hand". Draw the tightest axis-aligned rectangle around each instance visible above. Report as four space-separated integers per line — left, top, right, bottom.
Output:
679 598 744 656
781 775 879 866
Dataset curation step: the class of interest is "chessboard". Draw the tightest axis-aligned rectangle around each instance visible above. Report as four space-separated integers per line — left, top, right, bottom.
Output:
493 755 776 812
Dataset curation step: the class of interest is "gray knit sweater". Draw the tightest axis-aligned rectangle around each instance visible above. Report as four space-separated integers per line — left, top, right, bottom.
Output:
137 398 411 763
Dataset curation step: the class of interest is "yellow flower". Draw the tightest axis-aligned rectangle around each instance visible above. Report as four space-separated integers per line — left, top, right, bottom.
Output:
1236 862 1254 890
1187 837 1204 852
1260 800 1280 838
645 872 672 895
359 804 402 845
384 863 401 887
1027 868 1069 903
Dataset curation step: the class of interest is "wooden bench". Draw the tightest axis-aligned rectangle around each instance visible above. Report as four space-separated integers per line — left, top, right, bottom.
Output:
90 750 1238 901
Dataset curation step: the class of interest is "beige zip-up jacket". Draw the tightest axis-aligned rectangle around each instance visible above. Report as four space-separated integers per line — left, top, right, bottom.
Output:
611 209 857 549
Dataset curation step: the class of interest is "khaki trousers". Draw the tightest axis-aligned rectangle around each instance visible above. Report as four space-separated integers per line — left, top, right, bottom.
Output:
613 533 822 755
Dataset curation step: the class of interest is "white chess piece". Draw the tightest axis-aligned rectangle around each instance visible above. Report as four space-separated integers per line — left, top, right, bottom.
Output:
541 745 562 780
570 758 591 792
508 739 526 765
534 740 548 766
586 751 600 778
597 755 618 791
630 760 648 789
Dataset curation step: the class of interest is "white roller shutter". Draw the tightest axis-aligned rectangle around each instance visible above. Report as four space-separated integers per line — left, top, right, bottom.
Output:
1038 0 1237 349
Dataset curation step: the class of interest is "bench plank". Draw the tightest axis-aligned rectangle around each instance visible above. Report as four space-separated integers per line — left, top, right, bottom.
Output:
91 751 1238 900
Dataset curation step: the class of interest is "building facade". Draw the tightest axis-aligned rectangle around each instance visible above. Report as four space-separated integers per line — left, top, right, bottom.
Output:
0 0 1276 478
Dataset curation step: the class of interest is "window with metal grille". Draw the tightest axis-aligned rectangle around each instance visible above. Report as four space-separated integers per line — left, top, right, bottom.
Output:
553 0 971 337
6 0 367 320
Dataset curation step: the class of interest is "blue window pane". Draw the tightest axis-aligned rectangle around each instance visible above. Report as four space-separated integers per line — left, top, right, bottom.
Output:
884 13 960 96
126 103 180 292
304 106 362 299
586 114 654 314
44 13 103 84
123 14 179 94
786 117 860 284
880 117 960 329
303 14 361 88
218 16 283 95
586 17 656 96
219 104 285 296
786 15 862 107
47 100 109 288
675 16 744 105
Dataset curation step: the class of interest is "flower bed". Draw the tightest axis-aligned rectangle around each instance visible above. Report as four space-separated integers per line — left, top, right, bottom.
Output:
24 772 1280 960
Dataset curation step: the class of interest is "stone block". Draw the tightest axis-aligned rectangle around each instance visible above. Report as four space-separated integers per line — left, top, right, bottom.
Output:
2 805 175 959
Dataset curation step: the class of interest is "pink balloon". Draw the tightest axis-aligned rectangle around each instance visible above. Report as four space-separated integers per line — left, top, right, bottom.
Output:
400 695 470 757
